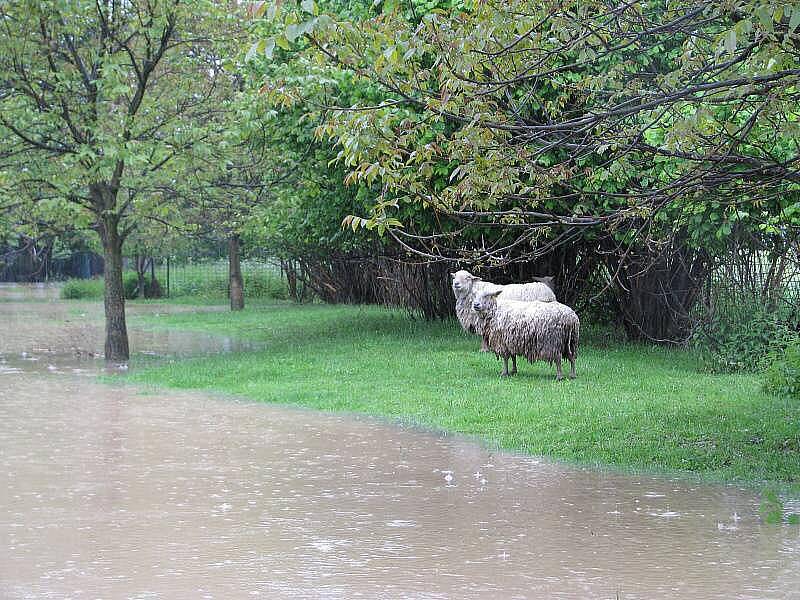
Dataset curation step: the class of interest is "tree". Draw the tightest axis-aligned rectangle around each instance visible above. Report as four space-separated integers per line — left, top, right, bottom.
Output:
251 0 800 340
0 0 228 359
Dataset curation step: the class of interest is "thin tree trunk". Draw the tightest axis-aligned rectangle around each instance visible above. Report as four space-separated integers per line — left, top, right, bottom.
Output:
229 234 244 311
136 255 146 299
283 259 299 301
101 218 130 361
147 257 162 298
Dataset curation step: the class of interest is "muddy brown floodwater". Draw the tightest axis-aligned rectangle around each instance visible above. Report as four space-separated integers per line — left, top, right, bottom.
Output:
1 285 798 599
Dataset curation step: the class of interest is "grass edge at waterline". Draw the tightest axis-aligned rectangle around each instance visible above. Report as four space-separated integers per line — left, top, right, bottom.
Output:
117 301 800 492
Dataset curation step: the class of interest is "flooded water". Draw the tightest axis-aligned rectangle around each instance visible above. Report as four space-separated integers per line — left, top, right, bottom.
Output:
1 285 798 599
0 283 256 364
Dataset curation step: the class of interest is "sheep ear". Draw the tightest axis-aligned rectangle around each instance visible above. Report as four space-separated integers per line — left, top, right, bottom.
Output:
470 275 482 281
489 289 502 297
449 272 456 279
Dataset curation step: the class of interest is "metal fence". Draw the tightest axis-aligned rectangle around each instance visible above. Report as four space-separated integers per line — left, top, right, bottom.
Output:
703 250 800 320
129 256 284 299
1 248 103 282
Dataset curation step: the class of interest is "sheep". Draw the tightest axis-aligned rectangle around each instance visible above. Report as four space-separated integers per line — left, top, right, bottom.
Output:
450 270 556 349
471 288 579 380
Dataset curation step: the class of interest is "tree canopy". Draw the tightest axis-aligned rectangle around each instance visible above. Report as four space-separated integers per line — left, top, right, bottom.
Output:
0 0 238 358
2 0 799 350
240 0 800 339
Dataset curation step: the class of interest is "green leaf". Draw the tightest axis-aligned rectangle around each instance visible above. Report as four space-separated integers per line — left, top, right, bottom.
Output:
285 23 300 43
724 29 736 54
300 0 317 15
245 39 265 62
790 6 800 32
263 37 276 59
248 1 266 18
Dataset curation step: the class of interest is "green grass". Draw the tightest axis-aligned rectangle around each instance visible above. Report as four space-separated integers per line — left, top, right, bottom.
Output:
123 302 800 489
60 278 104 299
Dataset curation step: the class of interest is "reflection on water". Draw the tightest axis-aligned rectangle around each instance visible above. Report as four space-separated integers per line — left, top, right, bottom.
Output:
0 283 255 367
0 281 61 302
0 285 798 599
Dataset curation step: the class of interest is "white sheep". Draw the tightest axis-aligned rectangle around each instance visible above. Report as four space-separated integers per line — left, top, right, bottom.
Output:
450 269 556 349
471 288 579 380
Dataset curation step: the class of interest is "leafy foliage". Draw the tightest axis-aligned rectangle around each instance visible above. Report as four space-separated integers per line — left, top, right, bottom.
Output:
166 262 289 300
255 0 800 237
60 278 105 300
695 302 800 373
764 337 800 399
242 0 800 339
0 0 243 357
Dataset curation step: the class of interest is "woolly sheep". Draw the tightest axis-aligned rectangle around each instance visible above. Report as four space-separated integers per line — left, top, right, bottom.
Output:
471 288 579 380
450 270 556 348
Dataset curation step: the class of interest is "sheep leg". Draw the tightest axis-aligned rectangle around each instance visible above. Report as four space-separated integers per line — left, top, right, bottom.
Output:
568 356 576 379
500 356 510 377
510 355 518 375
555 357 564 381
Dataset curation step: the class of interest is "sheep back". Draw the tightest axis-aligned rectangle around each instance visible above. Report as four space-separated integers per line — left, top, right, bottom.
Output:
499 282 556 303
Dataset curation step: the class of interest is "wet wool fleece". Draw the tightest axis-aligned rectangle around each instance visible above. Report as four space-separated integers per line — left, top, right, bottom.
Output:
479 299 580 365
453 278 556 337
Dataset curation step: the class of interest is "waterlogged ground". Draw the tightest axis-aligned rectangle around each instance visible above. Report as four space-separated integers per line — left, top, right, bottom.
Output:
1 285 799 599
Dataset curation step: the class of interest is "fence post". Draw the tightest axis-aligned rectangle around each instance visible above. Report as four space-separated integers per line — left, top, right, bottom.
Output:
166 257 170 298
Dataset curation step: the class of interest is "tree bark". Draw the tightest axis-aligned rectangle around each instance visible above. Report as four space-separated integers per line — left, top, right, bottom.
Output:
100 216 130 361
229 233 244 311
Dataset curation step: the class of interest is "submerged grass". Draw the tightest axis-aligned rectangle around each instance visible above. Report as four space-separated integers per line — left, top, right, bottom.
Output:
124 302 800 488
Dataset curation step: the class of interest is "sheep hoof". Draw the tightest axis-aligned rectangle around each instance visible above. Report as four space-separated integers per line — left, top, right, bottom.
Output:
569 373 576 380
500 372 510 378
556 375 564 381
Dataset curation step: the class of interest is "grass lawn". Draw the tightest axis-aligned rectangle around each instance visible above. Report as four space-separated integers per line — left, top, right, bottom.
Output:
123 302 800 489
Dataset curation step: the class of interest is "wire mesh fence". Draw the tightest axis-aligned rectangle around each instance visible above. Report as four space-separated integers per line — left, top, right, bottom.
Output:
702 249 800 319
1 248 104 282
127 255 287 300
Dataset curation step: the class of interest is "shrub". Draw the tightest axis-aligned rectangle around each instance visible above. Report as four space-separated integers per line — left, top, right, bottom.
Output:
61 274 164 300
763 337 800 399
169 270 228 298
60 278 104 299
694 302 799 373
122 272 163 299
245 270 289 300
123 272 139 299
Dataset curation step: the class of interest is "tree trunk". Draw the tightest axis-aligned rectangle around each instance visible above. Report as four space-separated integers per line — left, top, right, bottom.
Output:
101 218 130 361
136 255 146 299
229 234 244 311
147 257 163 298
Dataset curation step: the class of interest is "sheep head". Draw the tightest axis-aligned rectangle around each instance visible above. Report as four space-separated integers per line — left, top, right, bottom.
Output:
471 288 502 316
450 270 481 298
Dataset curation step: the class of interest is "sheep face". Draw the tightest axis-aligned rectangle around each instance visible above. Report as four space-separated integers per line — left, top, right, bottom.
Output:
450 270 481 299
471 289 502 315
